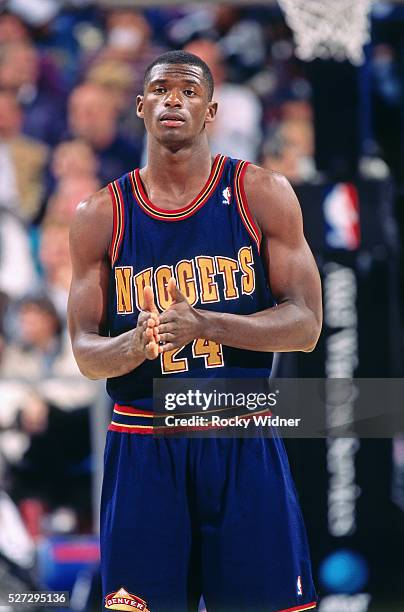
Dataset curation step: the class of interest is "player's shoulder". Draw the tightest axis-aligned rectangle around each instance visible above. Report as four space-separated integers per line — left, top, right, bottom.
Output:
243 163 294 198
73 186 112 225
70 186 114 259
242 163 302 234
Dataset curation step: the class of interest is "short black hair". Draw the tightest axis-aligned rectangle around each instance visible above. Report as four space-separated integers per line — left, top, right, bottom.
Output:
19 294 62 336
144 50 214 100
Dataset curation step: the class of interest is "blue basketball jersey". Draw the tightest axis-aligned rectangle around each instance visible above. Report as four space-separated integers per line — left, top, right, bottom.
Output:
101 155 318 612
106 155 275 408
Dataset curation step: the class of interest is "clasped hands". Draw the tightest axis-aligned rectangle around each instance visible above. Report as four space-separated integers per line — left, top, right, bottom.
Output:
136 278 203 360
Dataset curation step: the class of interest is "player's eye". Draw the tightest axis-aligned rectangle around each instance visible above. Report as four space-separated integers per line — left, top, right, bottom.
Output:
184 90 196 97
154 87 166 94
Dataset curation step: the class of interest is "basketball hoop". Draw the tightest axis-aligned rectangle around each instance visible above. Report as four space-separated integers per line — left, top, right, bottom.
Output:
278 0 373 65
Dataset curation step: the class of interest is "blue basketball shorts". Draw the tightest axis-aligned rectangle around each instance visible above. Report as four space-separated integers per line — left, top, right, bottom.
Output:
100 406 317 612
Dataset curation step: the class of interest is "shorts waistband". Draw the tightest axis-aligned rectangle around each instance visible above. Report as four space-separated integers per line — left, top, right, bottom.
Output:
109 405 154 434
276 602 316 612
108 404 272 435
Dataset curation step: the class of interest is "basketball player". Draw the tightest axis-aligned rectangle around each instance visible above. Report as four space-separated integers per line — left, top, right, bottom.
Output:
68 51 322 612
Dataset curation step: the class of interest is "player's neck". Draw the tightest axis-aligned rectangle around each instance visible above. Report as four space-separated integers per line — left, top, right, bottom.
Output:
143 139 213 196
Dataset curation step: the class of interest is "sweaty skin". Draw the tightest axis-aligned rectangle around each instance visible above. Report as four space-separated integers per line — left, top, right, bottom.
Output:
68 63 322 380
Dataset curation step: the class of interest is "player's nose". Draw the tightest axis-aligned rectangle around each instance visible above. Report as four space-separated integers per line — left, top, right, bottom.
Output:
163 89 183 108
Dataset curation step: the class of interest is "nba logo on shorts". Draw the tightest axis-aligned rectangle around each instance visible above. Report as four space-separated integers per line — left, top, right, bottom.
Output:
222 186 231 205
297 575 303 596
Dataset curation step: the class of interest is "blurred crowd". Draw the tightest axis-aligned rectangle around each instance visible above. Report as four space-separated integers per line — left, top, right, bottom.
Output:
0 0 402 533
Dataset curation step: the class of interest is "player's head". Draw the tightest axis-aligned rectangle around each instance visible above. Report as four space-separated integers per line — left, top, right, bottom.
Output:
143 50 214 101
137 50 217 147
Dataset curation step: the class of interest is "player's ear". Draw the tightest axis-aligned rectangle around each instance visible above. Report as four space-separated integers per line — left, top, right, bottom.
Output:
205 101 218 125
136 95 144 118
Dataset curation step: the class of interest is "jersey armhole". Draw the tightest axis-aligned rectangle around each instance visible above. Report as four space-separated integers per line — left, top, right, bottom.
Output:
107 180 125 267
233 160 262 253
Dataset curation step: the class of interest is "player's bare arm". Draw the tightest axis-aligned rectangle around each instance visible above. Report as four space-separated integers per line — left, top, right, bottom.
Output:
68 189 160 380
158 165 322 353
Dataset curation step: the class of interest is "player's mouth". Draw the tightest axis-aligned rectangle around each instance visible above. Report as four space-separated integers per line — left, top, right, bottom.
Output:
159 112 186 127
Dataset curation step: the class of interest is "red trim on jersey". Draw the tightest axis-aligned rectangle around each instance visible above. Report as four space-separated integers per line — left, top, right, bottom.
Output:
239 162 262 245
107 182 118 263
108 180 125 267
114 180 125 265
234 161 262 252
130 155 227 221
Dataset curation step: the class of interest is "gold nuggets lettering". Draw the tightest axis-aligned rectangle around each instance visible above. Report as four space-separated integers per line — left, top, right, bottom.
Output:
114 247 256 314
175 260 198 306
133 267 152 311
115 266 134 314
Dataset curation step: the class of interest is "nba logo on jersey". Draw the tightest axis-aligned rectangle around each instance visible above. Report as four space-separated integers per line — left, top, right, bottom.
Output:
297 575 303 596
222 186 231 205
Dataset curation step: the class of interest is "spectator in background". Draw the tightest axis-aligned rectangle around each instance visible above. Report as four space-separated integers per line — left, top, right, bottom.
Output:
51 139 99 185
19 390 49 436
168 4 266 81
46 139 100 220
0 42 65 145
0 294 95 409
7 388 93 526
39 219 71 319
87 60 135 117
185 38 262 161
86 60 143 144
0 208 39 309
261 129 303 184
261 124 316 184
0 11 31 44
90 8 165 96
0 91 48 222
46 176 101 224
214 5 267 81
261 100 317 184
0 384 93 529
67 82 141 184
0 295 63 380
279 119 314 163
279 98 313 122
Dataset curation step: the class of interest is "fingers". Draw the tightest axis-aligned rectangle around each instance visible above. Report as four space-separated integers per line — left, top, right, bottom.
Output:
156 320 177 345
158 332 175 344
143 284 158 313
144 326 155 340
157 321 175 334
142 326 159 359
138 310 159 327
136 308 160 360
138 312 159 337
145 340 159 359
147 317 158 329
160 342 176 352
159 311 175 324
167 277 187 304
136 284 188 359
144 323 160 343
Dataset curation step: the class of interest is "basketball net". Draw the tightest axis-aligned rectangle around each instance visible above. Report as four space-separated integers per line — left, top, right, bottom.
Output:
278 0 373 65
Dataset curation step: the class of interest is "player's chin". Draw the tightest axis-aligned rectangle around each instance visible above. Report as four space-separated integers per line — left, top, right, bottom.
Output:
157 131 193 147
